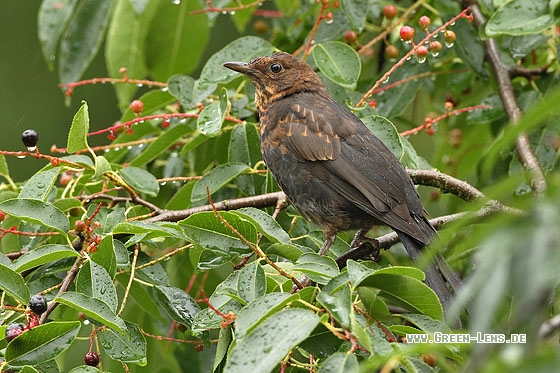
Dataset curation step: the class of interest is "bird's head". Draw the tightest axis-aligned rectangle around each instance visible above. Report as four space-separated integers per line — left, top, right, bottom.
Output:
223 52 327 109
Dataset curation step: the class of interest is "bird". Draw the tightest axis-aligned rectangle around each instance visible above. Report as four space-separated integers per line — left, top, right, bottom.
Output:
223 51 456 310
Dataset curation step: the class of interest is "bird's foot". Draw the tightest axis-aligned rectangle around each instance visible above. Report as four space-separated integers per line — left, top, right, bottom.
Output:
350 229 381 261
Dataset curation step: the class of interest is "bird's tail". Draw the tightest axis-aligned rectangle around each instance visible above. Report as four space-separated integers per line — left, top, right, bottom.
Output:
397 231 460 314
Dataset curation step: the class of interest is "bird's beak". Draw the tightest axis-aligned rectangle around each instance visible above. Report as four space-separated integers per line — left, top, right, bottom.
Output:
223 61 252 75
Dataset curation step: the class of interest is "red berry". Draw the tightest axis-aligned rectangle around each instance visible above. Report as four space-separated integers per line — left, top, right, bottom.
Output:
444 30 456 44
418 16 431 30
59 172 72 187
253 20 268 34
0 210 5 222
84 351 100 367
383 4 397 19
343 30 357 44
399 26 414 42
129 100 144 115
429 41 442 55
415 45 429 57
161 120 170 128
325 11 333 21
74 219 86 233
6 323 24 342
385 45 399 59
426 127 435 136
51 158 60 167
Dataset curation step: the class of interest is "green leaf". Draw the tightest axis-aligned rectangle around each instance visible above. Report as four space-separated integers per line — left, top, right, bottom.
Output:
19 168 60 201
0 262 30 304
153 285 200 328
234 293 299 339
0 198 69 236
5 321 81 368
228 122 263 194
91 236 117 278
486 0 555 36
224 308 322 373
237 261 266 303
312 41 361 89
94 154 112 179
293 253 340 285
357 272 443 321
179 211 258 269
58 0 114 84
105 0 153 107
0 154 10 176
130 124 193 167
454 18 487 76
67 101 90 154
191 163 251 202
76 261 118 312
119 166 160 196
234 207 291 244
361 115 404 160
198 36 274 86
99 320 147 365
319 352 359 373
197 87 229 136
113 221 186 240
168 74 196 109
12 244 79 273
55 292 128 335
144 0 209 81
38 0 77 70
341 0 367 31
317 283 352 328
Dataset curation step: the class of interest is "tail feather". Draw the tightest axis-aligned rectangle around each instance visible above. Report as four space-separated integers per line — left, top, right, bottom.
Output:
397 232 455 313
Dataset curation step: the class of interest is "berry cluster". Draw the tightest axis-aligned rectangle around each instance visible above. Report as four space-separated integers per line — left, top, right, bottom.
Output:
377 4 461 64
4 294 48 343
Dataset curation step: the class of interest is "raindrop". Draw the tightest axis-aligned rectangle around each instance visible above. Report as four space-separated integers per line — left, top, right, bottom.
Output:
222 11 227 15
445 41 454 48
401 39 412 45
406 55 412 61
115 147 121 151
325 19 333 25
104 148 110 153
160 182 167 186
26 146 37 152
230 11 235 15
171 0 180 4
415 54 427 63
127 146 132 150
161 87 168 92
430 50 440 57
382 76 390 84
136 83 143 87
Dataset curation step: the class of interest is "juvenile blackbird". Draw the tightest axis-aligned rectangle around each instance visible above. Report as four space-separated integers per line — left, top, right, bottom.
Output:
223 52 454 309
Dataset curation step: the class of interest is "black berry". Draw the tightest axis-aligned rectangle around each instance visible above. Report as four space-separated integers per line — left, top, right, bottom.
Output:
29 294 48 315
21 129 39 148
5 322 24 342
84 351 100 367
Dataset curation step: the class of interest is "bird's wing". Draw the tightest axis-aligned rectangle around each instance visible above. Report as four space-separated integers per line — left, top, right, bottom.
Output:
277 94 431 242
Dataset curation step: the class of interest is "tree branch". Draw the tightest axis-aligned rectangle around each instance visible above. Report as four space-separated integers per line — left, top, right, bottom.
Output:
464 0 546 196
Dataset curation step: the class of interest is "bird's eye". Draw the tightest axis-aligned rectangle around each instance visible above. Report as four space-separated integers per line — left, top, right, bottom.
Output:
270 63 283 73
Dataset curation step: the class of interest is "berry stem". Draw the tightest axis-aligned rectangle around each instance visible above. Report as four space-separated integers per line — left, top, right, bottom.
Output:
400 104 490 137
356 7 473 107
